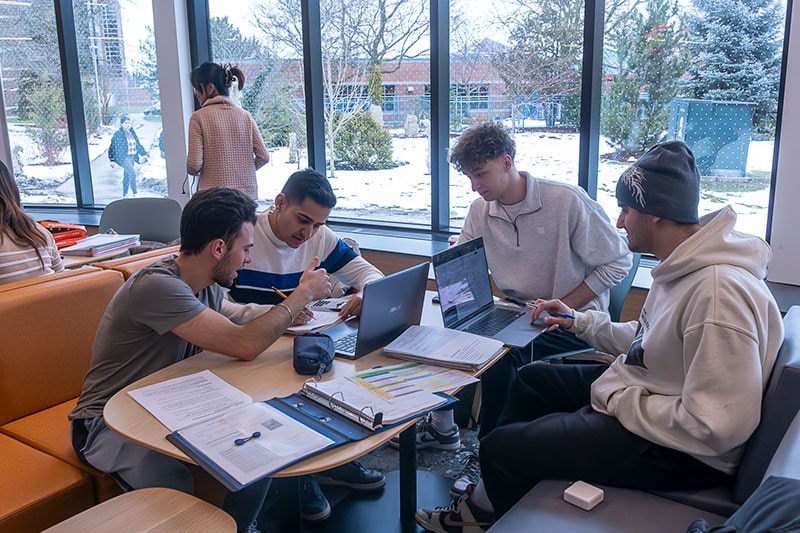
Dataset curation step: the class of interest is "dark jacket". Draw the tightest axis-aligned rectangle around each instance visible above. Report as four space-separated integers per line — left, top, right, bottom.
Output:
108 127 147 164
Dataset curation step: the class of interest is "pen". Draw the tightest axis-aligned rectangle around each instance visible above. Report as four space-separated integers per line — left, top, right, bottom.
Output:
549 311 576 320
272 286 289 300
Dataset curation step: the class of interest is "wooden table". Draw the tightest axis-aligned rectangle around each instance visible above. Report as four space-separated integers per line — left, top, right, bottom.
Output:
103 292 509 529
42 487 236 532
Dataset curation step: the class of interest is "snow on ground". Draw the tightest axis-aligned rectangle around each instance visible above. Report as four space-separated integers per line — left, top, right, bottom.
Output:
12 119 772 237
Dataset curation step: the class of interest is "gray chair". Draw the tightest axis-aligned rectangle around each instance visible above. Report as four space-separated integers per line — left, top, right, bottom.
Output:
99 198 182 244
651 305 800 515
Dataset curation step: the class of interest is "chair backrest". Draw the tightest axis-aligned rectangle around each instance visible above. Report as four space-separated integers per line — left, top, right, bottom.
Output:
99 198 182 243
607 252 641 322
733 305 800 502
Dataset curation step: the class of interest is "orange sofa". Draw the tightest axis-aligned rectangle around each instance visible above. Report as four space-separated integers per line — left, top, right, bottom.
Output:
0 268 125 531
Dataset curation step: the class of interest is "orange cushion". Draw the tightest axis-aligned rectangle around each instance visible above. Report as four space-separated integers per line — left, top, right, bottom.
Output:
1 400 122 503
0 270 123 425
0 266 101 293
0 433 94 532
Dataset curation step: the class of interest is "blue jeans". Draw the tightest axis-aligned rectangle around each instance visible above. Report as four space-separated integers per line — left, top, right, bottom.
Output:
120 155 137 195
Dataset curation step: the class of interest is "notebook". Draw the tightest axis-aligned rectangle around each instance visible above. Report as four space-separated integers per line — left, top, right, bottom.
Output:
324 262 429 359
432 236 544 348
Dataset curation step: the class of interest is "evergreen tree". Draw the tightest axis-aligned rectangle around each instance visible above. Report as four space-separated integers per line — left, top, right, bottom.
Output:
133 26 159 98
601 0 689 153
211 17 264 63
686 0 783 133
368 64 383 107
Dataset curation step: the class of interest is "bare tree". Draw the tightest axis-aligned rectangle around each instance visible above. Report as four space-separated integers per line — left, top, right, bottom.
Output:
253 0 428 176
254 0 372 177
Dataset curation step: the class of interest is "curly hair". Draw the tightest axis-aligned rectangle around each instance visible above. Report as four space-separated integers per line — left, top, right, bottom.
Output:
449 122 516 174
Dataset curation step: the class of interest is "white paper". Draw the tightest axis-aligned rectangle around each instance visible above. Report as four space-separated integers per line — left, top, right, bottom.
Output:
127 370 253 431
308 374 447 425
349 362 477 396
177 402 334 486
286 309 343 334
383 325 504 370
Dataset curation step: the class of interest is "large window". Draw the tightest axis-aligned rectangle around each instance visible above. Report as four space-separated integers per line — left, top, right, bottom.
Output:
74 0 165 205
0 0 164 207
597 0 785 237
0 0 75 204
0 0 790 241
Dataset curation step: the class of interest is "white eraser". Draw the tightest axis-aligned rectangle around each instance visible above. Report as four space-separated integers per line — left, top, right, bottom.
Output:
563 481 604 511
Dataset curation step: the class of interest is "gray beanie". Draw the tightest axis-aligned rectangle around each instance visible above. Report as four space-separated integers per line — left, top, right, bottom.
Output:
615 140 700 224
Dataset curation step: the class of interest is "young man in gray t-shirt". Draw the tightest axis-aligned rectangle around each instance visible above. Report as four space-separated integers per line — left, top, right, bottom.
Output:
69 187 331 532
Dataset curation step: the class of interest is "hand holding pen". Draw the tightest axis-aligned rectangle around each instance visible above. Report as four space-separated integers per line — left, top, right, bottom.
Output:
272 286 315 325
527 298 576 332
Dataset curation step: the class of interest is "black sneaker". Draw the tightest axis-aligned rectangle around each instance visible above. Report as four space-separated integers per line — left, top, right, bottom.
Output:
416 485 495 533
450 449 481 497
301 476 331 522
389 414 461 450
316 461 386 491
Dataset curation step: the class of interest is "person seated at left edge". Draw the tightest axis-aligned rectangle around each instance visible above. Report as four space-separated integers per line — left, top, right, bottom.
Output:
229 168 386 523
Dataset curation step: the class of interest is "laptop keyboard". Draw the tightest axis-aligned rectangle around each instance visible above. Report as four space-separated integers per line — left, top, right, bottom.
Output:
463 308 524 337
334 331 358 355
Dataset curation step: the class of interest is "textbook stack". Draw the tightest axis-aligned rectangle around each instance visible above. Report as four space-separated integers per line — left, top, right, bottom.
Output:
39 220 88 249
60 233 141 257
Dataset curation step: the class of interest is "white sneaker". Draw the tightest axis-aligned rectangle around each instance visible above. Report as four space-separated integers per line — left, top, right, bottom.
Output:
451 449 481 497
389 414 461 450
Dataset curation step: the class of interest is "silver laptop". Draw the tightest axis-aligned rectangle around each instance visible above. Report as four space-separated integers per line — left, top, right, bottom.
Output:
432 237 544 348
325 262 429 359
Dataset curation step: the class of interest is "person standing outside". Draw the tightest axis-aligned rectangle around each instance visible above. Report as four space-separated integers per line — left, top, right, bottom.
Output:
416 122 631 496
69 187 331 532
187 62 269 201
415 140 784 532
108 115 148 197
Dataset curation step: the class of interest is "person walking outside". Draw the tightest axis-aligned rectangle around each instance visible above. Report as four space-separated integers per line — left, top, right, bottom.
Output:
108 115 148 197
187 62 269 201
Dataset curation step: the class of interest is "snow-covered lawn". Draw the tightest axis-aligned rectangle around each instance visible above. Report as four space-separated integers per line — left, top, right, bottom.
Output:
12 121 772 237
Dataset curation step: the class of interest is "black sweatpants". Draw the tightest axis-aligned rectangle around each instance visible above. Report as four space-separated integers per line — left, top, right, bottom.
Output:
480 363 733 516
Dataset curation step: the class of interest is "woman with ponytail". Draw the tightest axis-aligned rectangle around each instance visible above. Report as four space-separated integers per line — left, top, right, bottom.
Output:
187 62 269 200
0 160 63 284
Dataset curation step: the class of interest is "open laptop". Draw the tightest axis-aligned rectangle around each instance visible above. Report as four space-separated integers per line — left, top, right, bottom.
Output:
324 262 429 359
432 237 544 348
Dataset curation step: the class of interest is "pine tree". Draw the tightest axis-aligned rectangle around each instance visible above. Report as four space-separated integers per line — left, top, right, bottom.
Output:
686 0 783 133
601 0 690 154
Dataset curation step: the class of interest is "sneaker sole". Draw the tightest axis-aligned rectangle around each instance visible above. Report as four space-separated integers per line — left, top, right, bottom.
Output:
417 439 462 451
316 476 387 491
387 438 462 451
301 500 332 522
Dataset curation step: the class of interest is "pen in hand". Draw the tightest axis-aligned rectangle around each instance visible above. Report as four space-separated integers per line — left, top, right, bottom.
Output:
272 286 290 300
525 301 575 320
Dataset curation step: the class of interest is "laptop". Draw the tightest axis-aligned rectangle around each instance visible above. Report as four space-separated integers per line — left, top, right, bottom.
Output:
432 237 544 348
324 262 429 359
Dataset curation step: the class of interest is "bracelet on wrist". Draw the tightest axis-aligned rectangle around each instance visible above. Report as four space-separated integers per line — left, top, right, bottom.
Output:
276 302 294 322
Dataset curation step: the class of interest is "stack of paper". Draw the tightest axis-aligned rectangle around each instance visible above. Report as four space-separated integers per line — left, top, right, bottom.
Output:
61 233 140 256
383 325 506 371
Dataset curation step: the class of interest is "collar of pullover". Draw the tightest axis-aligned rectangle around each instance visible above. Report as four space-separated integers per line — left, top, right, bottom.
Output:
487 171 543 222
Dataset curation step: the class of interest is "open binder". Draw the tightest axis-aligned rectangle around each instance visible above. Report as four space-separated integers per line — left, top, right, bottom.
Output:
164 377 454 492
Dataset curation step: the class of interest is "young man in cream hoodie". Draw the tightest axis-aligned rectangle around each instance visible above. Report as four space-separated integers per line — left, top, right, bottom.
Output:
416 141 785 533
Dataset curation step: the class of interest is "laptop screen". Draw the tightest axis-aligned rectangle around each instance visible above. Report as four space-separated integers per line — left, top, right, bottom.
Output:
432 237 495 328
351 261 429 357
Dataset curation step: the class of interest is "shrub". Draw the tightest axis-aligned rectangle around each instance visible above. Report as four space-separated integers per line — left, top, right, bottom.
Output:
333 112 397 171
